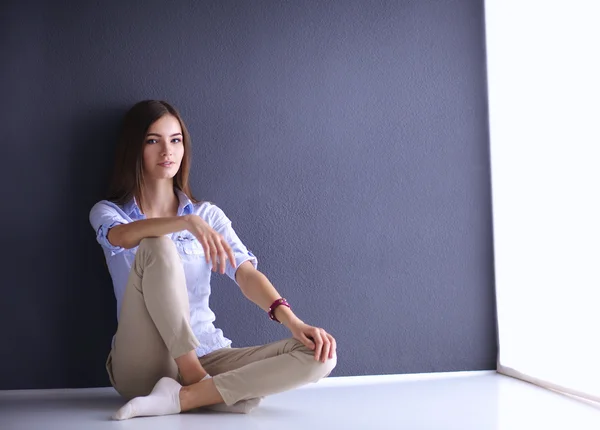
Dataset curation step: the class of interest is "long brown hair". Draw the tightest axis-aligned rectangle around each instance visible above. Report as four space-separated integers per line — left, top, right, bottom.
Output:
107 100 200 210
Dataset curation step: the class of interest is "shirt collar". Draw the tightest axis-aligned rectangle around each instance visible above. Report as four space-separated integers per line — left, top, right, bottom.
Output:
175 188 194 215
123 188 194 218
123 196 138 217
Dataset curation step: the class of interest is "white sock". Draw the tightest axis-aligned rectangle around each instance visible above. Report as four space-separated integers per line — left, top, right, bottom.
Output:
112 377 182 421
200 373 262 414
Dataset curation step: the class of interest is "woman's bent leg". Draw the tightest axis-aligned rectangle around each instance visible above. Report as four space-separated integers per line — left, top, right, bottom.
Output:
109 236 201 400
179 338 337 409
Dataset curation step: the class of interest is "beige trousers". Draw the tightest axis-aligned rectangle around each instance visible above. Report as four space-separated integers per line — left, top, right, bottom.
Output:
106 237 336 406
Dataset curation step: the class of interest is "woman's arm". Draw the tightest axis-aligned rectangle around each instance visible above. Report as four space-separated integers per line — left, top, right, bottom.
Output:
236 262 336 362
108 216 189 249
108 214 236 274
235 262 303 327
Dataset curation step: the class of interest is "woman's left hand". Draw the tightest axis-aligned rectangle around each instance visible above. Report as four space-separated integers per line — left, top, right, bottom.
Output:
289 321 337 363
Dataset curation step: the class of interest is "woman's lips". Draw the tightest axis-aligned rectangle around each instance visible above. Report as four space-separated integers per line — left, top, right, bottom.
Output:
158 162 175 167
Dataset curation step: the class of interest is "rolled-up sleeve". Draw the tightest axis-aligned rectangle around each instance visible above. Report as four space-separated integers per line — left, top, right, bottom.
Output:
211 206 258 285
89 201 129 256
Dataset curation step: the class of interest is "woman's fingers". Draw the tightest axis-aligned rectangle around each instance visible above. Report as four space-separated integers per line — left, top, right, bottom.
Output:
310 329 333 362
213 234 235 274
191 225 236 273
311 330 324 361
300 333 316 351
327 333 336 359
198 234 211 264
208 237 218 271
319 329 331 363
222 239 237 270
213 237 228 274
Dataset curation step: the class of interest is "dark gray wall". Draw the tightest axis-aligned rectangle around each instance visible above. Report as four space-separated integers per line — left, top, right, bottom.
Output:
1 0 496 390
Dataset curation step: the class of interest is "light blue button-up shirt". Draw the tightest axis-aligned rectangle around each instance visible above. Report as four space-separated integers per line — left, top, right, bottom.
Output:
89 188 258 357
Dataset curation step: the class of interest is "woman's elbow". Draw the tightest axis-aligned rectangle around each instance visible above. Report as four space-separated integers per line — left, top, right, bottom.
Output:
107 225 133 249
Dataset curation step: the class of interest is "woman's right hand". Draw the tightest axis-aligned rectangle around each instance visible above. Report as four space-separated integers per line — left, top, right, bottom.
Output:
184 214 237 274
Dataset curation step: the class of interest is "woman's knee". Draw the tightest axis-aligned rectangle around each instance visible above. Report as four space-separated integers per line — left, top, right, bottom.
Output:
320 351 337 378
137 236 180 265
139 236 177 254
289 339 338 381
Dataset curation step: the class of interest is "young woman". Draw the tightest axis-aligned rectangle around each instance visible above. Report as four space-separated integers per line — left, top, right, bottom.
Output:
89 100 337 420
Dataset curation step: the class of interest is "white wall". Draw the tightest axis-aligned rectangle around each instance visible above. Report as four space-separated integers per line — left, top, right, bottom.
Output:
485 0 600 400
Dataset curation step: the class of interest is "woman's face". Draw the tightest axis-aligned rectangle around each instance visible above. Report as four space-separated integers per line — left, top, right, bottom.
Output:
142 114 185 181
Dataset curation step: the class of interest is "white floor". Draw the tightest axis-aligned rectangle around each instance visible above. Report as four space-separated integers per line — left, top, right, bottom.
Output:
1 371 599 430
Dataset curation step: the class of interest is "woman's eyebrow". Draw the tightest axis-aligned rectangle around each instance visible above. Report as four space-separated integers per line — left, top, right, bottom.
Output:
146 132 183 137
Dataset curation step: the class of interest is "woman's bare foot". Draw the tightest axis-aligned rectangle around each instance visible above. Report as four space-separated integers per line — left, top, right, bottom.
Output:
180 372 208 386
175 350 206 386
178 378 224 411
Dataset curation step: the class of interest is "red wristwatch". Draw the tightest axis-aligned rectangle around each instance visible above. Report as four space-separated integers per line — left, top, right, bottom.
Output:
268 298 291 323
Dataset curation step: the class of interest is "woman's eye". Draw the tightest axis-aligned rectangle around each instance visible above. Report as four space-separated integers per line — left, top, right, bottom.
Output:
172 138 181 143
146 139 157 144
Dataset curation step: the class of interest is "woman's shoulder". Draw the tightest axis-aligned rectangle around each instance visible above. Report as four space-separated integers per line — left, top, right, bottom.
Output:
89 199 127 218
192 200 231 229
91 199 123 211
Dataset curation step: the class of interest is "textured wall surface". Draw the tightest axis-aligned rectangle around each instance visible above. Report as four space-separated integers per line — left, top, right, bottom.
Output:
1 0 496 389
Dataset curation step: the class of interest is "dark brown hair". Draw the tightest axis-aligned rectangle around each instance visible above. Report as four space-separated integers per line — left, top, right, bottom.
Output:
107 100 200 211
